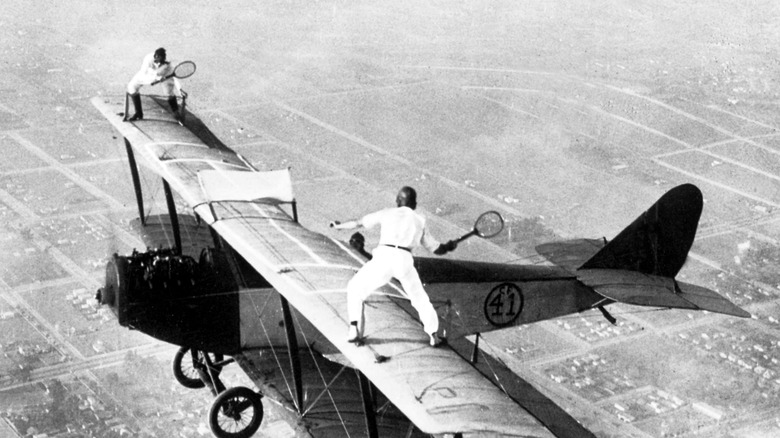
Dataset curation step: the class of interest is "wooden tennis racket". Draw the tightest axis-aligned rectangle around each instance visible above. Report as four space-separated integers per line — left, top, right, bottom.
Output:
454 210 504 243
152 61 196 85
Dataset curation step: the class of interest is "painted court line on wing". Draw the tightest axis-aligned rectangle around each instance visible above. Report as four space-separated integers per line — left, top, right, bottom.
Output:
200 166 330 266
149 141 209 149
160 157 248 169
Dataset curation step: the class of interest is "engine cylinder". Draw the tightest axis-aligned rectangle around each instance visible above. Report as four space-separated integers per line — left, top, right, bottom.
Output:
96 248 241 354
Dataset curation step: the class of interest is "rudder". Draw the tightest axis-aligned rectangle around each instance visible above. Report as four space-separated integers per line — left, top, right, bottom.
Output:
579 184 703 278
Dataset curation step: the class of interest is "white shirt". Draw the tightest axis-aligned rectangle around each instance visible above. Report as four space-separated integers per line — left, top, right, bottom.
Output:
361 207 440 252
135 52 174 84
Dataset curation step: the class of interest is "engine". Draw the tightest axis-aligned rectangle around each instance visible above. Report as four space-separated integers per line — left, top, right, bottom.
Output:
96 247 242 354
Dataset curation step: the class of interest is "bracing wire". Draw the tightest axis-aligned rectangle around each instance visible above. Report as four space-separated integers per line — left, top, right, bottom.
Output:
554 306 668 322
291 306 354 437
243 289 298 404
500 253 552 266
241 276 355 437
473 335 514 395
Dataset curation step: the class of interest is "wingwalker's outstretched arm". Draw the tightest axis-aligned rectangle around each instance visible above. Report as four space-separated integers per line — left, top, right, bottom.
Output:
329 220 457 255
328 186 448 348
329 219 359 230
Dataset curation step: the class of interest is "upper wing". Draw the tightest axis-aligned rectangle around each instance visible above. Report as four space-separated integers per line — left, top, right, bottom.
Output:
92 95 585 437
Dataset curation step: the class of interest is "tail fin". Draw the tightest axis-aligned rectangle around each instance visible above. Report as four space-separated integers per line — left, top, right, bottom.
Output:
579 184 702 277
576 184 750 318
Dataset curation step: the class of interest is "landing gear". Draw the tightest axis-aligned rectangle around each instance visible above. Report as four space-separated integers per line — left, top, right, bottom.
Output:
172 347 224 389
172 347 263 438
208 386 264 438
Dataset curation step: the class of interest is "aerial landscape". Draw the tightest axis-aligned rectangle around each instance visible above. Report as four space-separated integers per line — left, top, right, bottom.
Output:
1 1 780 437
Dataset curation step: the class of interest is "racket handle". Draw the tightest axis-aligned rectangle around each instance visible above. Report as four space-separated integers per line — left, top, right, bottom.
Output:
151 74 174 86
454 229 477 243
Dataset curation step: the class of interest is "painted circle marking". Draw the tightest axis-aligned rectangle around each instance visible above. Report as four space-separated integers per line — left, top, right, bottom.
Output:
483 283 523 327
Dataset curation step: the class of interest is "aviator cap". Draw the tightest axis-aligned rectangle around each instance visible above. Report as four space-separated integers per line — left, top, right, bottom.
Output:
396 186 417 210
154 47 167 61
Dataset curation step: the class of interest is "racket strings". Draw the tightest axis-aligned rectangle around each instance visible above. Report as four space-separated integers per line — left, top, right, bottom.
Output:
475 211 504 237
174 61 196 78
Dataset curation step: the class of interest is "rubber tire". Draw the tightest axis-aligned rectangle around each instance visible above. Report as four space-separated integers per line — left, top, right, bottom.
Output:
172 347 223 389
208 386 264 438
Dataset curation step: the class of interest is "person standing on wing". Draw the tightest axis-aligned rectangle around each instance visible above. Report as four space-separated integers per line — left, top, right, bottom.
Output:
329 186 457 347
125 47 181 121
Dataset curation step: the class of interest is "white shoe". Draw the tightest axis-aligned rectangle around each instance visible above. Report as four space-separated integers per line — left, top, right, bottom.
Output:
347 324 361 343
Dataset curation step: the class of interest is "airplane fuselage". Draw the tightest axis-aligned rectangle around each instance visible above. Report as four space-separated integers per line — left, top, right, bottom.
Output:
417 257 605 339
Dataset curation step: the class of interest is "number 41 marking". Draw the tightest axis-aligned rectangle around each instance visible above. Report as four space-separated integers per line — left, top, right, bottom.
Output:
484 283 523 327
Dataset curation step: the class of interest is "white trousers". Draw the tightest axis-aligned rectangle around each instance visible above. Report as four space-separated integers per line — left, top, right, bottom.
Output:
347 246 439 335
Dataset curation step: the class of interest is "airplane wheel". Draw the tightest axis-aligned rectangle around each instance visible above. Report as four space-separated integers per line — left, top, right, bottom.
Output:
172 347 224 389
208 386 263 438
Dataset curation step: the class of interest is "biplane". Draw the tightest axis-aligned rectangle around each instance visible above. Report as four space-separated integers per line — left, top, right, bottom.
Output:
91 94 750 438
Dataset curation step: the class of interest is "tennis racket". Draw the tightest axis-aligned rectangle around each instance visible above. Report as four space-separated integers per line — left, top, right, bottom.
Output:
454 210 504 243
151 61 196 85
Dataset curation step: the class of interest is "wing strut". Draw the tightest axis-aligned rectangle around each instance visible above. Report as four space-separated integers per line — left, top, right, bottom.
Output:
123 138 145 226
357 370 379 438
162 179 182 255
597 305 617 325
448 336 597 438
279 294 304 413
471 333 481 363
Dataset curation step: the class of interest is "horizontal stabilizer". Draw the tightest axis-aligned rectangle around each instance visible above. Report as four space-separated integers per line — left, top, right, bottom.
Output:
675 281 751 318
578 269 750 318
578 269 697 310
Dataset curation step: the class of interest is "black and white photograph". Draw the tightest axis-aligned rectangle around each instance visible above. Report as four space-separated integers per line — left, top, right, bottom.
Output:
0 1 779 437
